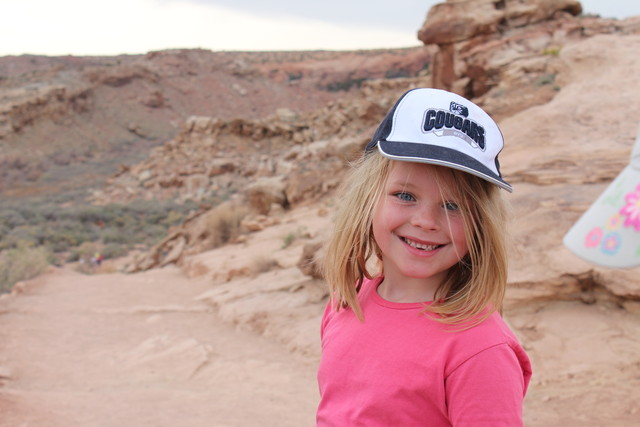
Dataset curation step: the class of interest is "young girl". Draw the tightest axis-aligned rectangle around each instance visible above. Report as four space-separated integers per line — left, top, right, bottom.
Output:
317 88 532 426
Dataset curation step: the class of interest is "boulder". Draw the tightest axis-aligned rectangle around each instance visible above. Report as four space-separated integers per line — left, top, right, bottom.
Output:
418 0 582 45
418 0 586 98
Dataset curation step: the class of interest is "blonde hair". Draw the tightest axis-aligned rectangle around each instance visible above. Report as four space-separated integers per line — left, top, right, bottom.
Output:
323 152 509 326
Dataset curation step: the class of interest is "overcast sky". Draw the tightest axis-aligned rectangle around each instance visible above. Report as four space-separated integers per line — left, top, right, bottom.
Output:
1 0 639 57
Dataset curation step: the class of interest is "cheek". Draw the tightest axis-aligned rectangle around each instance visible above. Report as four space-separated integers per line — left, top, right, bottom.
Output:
449 218 469 256
371 202 392 246
371 205 385 244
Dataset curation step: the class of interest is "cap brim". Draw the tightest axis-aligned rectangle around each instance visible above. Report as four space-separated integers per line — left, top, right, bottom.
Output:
378 140 513 192
563 165 640 268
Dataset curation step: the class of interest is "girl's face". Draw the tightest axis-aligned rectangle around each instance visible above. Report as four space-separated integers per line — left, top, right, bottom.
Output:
372 161 469 298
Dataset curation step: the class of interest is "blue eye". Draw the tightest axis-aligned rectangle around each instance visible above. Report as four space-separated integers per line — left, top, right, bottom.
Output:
394 192 415 202
444 201 459 211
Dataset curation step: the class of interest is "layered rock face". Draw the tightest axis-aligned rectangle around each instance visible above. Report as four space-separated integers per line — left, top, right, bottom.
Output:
417 0 637 118
0 48 430 196
109 78 421 271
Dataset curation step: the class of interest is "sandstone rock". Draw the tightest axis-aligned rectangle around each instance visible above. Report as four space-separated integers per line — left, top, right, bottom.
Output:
141 90 164 108
419 0 587 98
276 108 299 122
231 83 247 96
84 64 158 87
137 169 152 182
207 158 236 176
418 0 582 45
159 236 187 267
418 0 503 45
241 214 281 232
185 116 219 133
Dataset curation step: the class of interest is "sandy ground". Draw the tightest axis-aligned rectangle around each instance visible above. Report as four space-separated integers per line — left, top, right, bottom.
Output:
0 266 319 427
2 189 640 415
1 204 639 427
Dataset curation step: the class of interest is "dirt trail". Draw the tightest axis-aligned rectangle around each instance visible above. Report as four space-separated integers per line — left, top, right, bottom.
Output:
0 266 319 427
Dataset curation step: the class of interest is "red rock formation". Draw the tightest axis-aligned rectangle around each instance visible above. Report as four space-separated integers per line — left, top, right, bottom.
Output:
418 0 586 99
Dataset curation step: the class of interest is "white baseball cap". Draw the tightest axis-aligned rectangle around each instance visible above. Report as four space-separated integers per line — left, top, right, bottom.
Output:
365 88 512 192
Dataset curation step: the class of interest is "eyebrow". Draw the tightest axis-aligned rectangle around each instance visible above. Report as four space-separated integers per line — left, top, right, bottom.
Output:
386 178 418 190
386 175 457 201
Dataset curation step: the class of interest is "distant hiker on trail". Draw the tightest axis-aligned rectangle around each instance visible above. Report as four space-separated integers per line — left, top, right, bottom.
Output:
91 252 103 267
317 88 531 426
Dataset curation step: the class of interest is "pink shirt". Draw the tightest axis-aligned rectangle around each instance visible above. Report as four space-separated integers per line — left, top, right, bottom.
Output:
317 277 531 426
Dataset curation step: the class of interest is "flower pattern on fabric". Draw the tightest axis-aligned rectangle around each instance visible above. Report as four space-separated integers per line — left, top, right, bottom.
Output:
585 227 603 248
606 213 623 230
580 182 640 262
619 184 640 231
601 232 622 255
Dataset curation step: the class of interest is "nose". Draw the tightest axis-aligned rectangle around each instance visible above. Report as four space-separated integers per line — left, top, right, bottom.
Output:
410 204 441 231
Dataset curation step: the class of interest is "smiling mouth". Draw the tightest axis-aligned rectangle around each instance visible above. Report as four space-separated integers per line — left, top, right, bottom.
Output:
401 237 442 251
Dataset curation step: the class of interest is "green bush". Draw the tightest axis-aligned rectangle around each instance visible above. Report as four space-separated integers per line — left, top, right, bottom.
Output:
0 194 208 261
536 73 556 86
101 242 129 259
0 244 51 293
385 69 411 79
325 77 367 92
542 46 561 56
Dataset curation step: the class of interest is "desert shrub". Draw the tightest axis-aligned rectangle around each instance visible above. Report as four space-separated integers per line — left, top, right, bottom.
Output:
325 77 367 92
0 244 51 293
65 248 83 263
0 223 8 240
542 46 561 56
66 241 101 263
536 73 556 86
0 194 206 259
204 201 250 248
385 69 411 79
1 226 40 250
282 232 296 249
100 225 136 245
101 242 129 259
39 228 86 252
163 210 184 226
0 209 27 228
287 72 303 82
281 226 309 249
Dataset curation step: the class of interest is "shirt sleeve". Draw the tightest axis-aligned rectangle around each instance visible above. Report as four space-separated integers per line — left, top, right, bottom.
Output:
319 299 333 341
445 343 528 427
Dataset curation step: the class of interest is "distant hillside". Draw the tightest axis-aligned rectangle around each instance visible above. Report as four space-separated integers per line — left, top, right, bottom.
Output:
0 48 430 199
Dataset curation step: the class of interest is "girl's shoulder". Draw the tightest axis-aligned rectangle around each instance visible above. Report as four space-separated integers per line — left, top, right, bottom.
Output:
451 310 521 348
442 310 530 376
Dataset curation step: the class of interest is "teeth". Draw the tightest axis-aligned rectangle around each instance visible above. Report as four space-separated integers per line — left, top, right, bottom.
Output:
403 237 438 251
